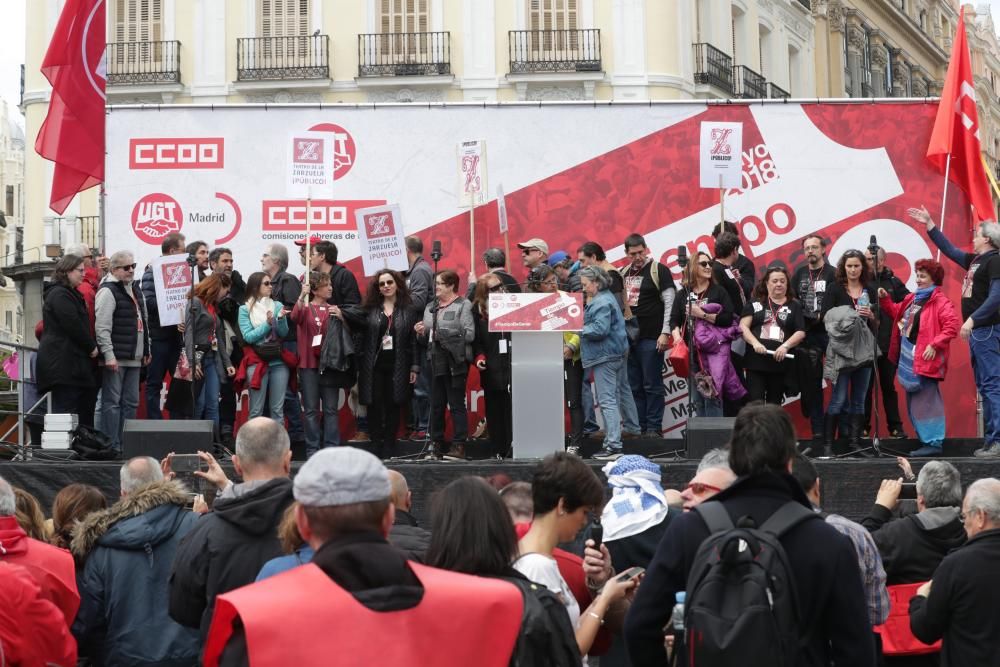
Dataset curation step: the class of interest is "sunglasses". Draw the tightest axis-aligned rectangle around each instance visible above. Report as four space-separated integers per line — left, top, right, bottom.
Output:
378 280 395 287
684 481 722 495
261 281 272 286
115 263 137 271
697 261 712 268
488 284 505 292
521 248 536 255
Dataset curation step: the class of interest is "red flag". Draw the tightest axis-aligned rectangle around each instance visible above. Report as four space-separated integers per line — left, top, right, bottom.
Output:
34 0 106 215
926 7 994 223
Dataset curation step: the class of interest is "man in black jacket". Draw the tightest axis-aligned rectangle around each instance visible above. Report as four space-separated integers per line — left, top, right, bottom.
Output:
910 478 1000 667
140 231 186 419
864 247 909 438
168 417 294 641
387 470 430 562
623 403 875 667
860 460 966 585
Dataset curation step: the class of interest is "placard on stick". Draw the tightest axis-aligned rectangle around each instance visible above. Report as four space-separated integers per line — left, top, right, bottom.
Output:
354 204 409 276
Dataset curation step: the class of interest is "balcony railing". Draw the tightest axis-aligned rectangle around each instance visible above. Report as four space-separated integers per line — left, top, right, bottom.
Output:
106 41 181 85
768 82 790 99
693 43 733 94
45 216 101 254
237 35 330 81
358 32 450 77
509 29 601 74
732 65 767 99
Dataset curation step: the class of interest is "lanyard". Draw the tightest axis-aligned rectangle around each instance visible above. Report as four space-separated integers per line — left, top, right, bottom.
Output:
767 298 785 324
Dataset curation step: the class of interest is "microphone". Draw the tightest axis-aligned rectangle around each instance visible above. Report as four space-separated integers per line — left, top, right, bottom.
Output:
431 240 443 262
676 244 688 268
868 235 878 250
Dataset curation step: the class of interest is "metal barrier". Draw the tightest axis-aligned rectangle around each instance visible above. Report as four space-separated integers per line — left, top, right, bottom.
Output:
0 341 49 461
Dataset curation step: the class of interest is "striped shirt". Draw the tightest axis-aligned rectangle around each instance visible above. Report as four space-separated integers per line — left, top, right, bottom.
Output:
825 512 890 626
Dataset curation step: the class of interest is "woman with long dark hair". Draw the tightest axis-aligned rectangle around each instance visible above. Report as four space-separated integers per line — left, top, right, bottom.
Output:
739 265 806 405
821 249 879 453
471 272 513 458
237 271 291 422
37 254 99 424
50 483 108 552
344 270 419 459
414 269 474 460
184 272 234 425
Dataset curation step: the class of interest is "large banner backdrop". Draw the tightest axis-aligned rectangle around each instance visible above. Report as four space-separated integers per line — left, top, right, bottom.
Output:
106 101 978 438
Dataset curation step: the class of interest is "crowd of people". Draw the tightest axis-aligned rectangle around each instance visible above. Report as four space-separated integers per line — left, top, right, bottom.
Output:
30 204 1000 462
4 404 1000 666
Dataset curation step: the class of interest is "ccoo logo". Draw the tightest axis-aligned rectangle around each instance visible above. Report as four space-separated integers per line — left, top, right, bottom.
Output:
308 123 356 180
132 193 183 244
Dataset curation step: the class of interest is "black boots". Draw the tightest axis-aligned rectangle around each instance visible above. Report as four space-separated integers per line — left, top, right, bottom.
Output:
848 414 874 458
821 415 836 459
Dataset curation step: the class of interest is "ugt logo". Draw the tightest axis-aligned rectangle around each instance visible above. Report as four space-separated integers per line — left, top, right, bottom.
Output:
710 128 733 156
294 138 323 164
161 262 192 289
364 211 395 238
131 193 183 245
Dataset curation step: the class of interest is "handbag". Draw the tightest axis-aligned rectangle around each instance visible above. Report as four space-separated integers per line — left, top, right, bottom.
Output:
173 348 192 382
694 349 719 400
253 337 283 362
667 327 690 377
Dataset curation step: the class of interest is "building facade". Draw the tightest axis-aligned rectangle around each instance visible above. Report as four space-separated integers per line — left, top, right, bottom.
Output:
965 3 1000 218
0 101 24 344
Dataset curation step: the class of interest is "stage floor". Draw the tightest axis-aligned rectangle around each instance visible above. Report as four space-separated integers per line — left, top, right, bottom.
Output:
3 439 999 525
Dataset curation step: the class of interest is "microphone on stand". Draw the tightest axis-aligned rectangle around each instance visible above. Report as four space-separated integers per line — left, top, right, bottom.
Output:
676 244 688 269
868 235 879 253
431 240 443 262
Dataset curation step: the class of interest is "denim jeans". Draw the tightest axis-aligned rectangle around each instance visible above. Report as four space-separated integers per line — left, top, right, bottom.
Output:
827 366 873 415
101 365 140 451
145 337 180 419
617 354 640 434
193 354 221 427
693 392 723 417
282 341 305 441
582 373 600 433
592 356 627 451
628 338 666 433
248 363 290 424
970 325 1000 444
299 368 341 456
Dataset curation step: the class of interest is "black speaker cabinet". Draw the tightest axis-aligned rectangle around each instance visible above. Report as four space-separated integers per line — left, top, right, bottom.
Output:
686 417 736 461
122 419 214 460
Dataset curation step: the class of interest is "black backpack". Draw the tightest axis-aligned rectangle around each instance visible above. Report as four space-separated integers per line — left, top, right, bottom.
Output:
682 500 818 667
498 574 581 667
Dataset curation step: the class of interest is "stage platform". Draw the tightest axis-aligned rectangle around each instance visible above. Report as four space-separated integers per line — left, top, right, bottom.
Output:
2 436 997 525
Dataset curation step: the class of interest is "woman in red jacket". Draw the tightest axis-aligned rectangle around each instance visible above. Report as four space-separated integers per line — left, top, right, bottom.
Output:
879 259 960 456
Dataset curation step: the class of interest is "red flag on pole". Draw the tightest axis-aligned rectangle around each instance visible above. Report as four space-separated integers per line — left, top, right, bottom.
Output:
926 7 994 223
34 0 106 215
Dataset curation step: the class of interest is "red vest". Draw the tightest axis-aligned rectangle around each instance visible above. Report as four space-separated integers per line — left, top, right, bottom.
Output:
874 582 942 656
203 562 524 667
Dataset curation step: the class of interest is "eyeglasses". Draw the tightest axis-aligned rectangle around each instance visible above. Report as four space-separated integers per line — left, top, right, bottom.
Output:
115 263 137 271
684 481 722 495
960 509 979 524
521 248 536 255
697 261 712 268
378 280 395 287
261 281 272 286
488 284 505 292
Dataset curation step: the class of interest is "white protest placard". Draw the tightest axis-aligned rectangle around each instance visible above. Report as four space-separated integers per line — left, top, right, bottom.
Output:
458 140 487 207
497 184 508 234
354 203 409 276
151 254 195 327
699 122 743 189
287 131 334 198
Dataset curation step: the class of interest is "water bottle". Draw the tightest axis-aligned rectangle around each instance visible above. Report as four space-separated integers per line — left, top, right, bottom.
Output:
857 290 870 312
671 591 686 631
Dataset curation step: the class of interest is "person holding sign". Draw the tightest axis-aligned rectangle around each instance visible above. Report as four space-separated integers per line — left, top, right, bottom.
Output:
343 270 421 460
237 272 291 423
739 266 805 406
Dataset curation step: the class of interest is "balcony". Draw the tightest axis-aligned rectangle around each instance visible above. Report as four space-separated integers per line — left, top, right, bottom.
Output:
106 41 181 85
732 65 767 99
768 82 790 99
358 32 450 77
44 216 101 254
236 35 330 82
693 43 733 94
509 29 601 74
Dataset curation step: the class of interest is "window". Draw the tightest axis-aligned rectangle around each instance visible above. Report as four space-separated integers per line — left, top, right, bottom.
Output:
758 25 770 76
4 186 11 217
111 0 162 43
843 33 851 96
381 0 428 34
862 28 872 94
258 0 309 37
5 312 12 332
885 48 894 96
528 0 577 32
788 44 800 96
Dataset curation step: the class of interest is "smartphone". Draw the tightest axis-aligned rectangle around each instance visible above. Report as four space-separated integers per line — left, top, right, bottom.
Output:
172 454 204 474
590 518 603 550
618 566 645 581
900 482 917 500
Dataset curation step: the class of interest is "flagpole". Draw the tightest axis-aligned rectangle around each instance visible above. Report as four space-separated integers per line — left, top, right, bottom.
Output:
937 158 950 263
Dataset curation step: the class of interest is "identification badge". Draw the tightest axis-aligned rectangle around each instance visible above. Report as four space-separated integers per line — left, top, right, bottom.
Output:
381 334 393 350
762 324 784 342
814 280 826 293
312 334 322 348
211 339 218 351
499 339 509 354
625 276 642 307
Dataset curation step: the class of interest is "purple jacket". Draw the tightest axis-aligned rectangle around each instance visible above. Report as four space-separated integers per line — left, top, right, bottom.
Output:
693 303 747 401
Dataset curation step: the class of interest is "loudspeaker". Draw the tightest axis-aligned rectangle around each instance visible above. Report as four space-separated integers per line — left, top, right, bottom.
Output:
122 420 214 460
686 417 736 460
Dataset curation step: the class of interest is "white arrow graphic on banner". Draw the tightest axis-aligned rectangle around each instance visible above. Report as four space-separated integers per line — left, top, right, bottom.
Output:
609 105 904 264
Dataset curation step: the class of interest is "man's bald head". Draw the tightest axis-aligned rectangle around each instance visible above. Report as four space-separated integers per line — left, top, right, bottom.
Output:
387 470 411 512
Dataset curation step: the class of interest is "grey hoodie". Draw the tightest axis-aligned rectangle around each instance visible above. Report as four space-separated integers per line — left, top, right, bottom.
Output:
823 305 878 381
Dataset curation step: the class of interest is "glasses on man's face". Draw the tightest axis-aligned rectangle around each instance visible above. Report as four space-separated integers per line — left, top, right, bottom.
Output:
115 263 137 271
378 280 395 287
521 249 536 256
698 261 712 268
960 509 979 524
684 481 722 495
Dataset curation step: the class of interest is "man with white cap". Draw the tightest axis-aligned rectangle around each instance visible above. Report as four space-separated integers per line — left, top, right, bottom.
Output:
518 238 549 274
204 448 525 667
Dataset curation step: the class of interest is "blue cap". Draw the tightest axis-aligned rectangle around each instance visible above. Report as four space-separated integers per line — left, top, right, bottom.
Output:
547 250 570 267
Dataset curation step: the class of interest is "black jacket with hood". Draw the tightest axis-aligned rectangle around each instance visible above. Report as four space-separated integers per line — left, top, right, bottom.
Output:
860 503 967 584
168 477 294 639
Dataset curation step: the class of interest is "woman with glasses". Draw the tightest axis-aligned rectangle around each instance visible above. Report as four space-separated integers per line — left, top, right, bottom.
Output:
290 272 350 457
471 273 513 457
237 271 291 422
414 269 474 460
739 265 806 405
343 269 419 459
669 251 743 418
821 249 879 455
37 254 99 427
183 272 235 427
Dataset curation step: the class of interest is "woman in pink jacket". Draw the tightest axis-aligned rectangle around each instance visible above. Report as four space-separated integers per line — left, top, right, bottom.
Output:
879 259 960 456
